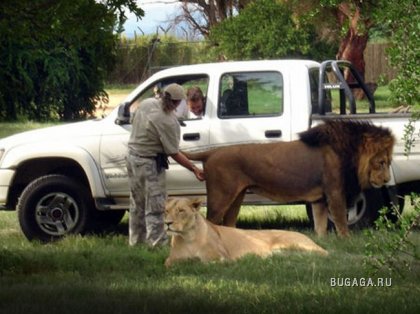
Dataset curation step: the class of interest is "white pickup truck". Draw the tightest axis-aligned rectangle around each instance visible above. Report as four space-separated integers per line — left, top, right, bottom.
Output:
0 59 419 242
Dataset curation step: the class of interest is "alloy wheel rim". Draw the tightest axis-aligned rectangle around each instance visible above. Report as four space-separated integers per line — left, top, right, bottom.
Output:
35 192 79 236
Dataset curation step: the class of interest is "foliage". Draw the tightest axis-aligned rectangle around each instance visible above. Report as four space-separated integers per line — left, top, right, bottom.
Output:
376 0 419 107
402 112 420 157
0 0 143 121
209 0 336 61
369 40 420 274
372 0 420 272
364 195 420 277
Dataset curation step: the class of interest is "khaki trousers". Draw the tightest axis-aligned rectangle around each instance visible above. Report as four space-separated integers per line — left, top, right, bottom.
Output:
126 154 167 247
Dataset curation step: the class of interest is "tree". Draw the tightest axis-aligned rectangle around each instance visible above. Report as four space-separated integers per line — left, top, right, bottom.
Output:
175 1 371 75
286 0 378 85
326 1 376 86
209 0 335 61
285 1 418 103
171 0 252 38
0 0 143 121
376 0 419 107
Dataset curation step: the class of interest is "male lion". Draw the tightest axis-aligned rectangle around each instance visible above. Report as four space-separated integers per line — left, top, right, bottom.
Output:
183 120 395 237
164 198 327 267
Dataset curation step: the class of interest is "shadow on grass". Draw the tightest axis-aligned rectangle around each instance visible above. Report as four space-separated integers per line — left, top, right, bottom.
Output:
93 210 313 238
236 217 312 231
0 281 329 314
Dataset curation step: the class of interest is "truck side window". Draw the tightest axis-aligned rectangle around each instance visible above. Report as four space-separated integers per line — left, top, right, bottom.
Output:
219 72 283 118
129 75 209 118
309 69 319 113
309 68 332 114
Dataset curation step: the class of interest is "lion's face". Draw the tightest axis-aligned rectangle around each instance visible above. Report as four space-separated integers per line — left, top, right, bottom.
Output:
359 148 393 189
368 151 392 188
164 198 202 236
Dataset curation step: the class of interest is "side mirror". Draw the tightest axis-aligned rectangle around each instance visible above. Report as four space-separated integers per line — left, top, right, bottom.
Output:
115 102 131 125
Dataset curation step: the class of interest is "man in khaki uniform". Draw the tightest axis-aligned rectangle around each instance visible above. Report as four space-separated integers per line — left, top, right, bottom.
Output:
127 83 205 247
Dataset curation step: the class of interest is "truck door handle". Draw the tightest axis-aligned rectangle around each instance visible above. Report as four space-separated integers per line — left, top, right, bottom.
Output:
183 133 200 141
265 130 282 138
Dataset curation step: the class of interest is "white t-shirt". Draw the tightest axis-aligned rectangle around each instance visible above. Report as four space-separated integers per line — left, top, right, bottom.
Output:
174 100 188 119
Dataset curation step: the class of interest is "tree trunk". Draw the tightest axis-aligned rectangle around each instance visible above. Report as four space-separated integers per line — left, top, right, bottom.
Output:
335 3 372 100
336 31 369 80
336 30 369 100
178 0 252 38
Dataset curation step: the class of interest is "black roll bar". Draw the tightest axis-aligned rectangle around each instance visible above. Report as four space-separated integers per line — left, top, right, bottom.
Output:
318 60 375 115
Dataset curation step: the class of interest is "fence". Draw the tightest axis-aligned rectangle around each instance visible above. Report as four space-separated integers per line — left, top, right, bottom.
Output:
364 43 398 83
107 41 397 85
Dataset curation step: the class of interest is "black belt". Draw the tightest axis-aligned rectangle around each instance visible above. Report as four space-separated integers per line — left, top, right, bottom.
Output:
128 150 169 173
128 150 156 159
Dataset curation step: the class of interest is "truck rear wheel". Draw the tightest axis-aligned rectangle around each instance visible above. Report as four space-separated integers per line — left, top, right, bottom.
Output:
306 188 403 231
17 174 94 242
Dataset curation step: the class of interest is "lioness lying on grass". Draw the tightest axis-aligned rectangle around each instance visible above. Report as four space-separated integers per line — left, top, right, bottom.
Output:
164 198 328 267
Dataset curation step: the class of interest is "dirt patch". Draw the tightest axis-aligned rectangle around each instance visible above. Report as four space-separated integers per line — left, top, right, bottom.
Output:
94 92 130 118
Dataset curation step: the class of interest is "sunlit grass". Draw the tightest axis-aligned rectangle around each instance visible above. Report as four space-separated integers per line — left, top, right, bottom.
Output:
1 208 419 314
236 205 309 230
0 121 59 139
329 85 396 113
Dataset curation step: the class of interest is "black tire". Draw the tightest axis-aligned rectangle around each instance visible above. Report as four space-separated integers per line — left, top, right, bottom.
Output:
17 174 94 242
306 188 404 231
345 189 387 229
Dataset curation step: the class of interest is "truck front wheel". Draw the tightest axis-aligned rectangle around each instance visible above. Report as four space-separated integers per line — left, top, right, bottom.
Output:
17 174 94 242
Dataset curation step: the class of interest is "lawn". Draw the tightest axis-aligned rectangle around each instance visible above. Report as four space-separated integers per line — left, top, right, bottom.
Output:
1 85 419 313
1 206 419 314
329 85 395 113
0 121 58 139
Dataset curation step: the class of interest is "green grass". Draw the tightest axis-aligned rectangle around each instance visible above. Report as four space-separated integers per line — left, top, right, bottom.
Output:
248 87 282 115
1 84 419 313
1 208 420 314
358 85 393 112
0 121 58 139
235 204 310 230
329 85 395 113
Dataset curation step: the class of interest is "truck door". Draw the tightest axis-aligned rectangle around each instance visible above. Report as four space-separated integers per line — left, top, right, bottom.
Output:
99 75 210 198
210 71 290 146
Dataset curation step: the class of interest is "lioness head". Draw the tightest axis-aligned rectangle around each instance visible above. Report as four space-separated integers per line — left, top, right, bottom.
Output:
164 198 202 236
358 134 395 189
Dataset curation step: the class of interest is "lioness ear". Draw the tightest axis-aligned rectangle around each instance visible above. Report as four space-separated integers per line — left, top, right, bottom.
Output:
166 197 177 208
189 198 203 211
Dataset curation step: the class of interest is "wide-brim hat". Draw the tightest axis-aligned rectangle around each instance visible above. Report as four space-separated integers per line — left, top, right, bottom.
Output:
164 83 186 100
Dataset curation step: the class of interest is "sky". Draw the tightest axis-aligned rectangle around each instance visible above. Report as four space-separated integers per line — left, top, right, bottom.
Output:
122 0 181 37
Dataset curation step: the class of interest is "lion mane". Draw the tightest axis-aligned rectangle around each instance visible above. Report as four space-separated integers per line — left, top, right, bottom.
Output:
299 120 395 206
183 119 395 237
164 198 327 267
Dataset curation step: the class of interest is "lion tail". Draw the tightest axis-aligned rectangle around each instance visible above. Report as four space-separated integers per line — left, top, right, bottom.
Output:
182 150 213 161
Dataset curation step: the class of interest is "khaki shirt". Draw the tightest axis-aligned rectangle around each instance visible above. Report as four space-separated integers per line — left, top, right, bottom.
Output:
128 98 180 156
